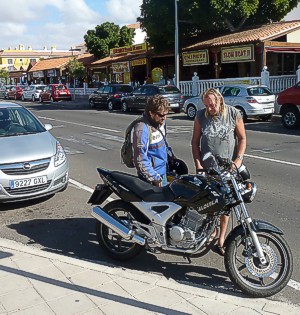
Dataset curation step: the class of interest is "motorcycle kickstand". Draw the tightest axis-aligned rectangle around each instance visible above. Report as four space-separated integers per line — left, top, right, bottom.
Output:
183 255 192 264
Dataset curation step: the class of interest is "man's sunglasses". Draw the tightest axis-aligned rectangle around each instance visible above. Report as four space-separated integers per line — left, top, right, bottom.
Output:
155 112 168 118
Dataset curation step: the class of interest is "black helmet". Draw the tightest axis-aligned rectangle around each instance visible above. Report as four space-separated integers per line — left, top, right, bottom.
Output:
168 158 188 176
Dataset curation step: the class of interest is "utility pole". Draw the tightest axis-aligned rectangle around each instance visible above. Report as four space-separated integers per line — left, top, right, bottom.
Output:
175 0 180 89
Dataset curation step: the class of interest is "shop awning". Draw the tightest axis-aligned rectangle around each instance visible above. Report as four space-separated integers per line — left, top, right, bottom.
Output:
265 47 300 53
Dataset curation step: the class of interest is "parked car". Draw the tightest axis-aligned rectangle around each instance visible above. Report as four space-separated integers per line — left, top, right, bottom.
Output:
0 85 15 99
121 84 184 113
39 84 72 102
6 85 26 100
21 84 47 101
183 84 275 121
0 102 69 202
276 82 300 129
88 84 133 110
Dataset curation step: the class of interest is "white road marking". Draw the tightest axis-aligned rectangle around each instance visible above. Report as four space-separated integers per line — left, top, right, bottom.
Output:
57 136 110 151
85 132 124 142
70 175 300 292
245 154 300 167
250 149 282 154
38 116 120 133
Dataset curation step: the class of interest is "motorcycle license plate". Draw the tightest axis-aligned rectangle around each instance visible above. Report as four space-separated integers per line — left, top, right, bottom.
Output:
10 176 47 189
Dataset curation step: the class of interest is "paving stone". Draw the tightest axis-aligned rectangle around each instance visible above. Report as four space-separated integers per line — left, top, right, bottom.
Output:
0 274 31 295
13 255 53 272
0 287 45 312
47 292 97 315
117 277 157 296
8 303 55 315
101 301 155 315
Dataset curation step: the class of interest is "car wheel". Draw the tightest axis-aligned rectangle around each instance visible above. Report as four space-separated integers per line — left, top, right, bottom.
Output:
282 107 300 129
186 104 197 119
89 99 95 109
107 100 114 111
121 101 128 112
50 96 54 102
237 107 247 122
39 96 43 103
32 95 35 102
21 94 25 101
260 114 272 121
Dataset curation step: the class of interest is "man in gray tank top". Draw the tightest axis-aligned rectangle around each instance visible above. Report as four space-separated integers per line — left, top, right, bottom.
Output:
191 88 246 255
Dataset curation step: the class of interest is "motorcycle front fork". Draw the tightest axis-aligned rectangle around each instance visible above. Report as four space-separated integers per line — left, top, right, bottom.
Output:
233 206 267 265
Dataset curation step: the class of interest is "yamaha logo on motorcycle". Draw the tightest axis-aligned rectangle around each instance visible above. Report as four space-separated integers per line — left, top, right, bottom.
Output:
88 154 293 298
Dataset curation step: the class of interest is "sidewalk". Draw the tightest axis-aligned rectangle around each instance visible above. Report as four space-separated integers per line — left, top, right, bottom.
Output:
0 238 299 315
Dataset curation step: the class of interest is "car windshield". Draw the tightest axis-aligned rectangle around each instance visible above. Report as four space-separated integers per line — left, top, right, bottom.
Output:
36 85 46 90
55 85 67 90
116 86 132 93
0 107 46 137
247 87 272 96
158 86 181 94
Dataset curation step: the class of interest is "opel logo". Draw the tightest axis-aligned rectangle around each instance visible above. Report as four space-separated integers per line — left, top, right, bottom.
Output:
23 162 31 170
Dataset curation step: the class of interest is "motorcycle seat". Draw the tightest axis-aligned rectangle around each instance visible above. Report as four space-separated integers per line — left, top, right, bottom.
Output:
110 171 175 202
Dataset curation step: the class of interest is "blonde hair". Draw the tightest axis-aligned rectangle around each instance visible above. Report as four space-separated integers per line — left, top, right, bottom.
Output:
202 88 226 118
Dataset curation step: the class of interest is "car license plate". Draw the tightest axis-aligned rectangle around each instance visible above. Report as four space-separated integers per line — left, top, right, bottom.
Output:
10 176 47 189
264 108 274 113
60 92 66 94
169 103 179 107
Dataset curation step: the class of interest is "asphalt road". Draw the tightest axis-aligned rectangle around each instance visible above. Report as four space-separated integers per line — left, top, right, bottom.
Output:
1 99 299 305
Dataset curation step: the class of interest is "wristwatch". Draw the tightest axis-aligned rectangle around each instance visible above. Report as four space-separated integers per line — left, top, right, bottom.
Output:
237 155 243 161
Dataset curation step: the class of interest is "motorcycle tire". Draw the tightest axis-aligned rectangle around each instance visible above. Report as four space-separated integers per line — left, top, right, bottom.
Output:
224 230 293 297
96 200 145 261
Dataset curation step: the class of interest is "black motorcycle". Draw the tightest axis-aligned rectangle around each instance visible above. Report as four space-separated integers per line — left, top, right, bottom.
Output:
88 153 293 297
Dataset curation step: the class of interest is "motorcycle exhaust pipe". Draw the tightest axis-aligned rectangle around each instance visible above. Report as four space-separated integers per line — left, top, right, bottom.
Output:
91 206 145 246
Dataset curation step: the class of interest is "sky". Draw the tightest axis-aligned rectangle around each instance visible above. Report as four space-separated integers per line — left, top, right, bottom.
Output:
0 0 299 51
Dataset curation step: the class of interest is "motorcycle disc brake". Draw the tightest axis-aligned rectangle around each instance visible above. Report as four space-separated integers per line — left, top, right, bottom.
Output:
245 244 278 278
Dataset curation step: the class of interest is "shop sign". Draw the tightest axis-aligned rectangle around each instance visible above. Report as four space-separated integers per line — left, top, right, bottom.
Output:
221 45 254 63
182 50 209 66
112 61 130 73
131 58 147 67
47 69 56 77
110 43 147 56
33 71 44 78
151 67 163 83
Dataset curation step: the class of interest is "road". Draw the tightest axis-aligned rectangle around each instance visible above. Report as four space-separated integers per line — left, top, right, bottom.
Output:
1 99 300 305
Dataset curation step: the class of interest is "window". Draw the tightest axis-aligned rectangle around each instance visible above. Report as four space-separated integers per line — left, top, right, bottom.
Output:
103 86 110 93
7 59 13 64
30 59 36 63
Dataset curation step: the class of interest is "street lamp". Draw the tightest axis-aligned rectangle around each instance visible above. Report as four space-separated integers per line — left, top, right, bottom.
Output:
175 0 180 89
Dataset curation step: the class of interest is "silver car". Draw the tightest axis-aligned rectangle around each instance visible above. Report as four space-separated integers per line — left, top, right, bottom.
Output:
183 84 275 121
22 84 47 102
0 103 69 203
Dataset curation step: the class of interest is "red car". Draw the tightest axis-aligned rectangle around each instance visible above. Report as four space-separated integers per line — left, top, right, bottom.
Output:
39 84 72 102
6 86 25 100
277 82 300 129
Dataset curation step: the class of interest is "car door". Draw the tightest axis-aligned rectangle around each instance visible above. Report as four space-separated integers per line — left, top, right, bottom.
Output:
130 86 143 109
23 86 32 99
221 86 239 106
99 85 111 106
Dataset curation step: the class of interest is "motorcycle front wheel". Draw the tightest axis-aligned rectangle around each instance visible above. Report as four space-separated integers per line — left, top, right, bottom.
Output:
96 200 145 261
225 231 293 297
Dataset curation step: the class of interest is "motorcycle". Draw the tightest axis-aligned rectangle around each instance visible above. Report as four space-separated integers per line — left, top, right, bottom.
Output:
88 153 293 297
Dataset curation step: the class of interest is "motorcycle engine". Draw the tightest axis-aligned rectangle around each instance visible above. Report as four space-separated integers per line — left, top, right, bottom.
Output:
168 208 206 248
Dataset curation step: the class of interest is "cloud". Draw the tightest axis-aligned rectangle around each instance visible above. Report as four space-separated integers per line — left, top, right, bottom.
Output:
0 0 143 50
105 0 142 24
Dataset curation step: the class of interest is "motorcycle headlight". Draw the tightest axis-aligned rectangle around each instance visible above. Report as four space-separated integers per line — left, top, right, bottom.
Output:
242 181 257 203
238 164 251 180
54 141 66 167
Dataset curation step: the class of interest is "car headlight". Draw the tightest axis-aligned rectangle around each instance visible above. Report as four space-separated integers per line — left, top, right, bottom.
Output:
54 141 66 167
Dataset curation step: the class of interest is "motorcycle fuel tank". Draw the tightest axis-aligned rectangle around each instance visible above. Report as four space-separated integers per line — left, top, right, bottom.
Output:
169 175 226 214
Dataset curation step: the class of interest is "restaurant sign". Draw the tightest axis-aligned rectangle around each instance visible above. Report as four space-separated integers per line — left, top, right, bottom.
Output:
110 43 147 56
131 58 147 67
33 71 44 78
221 45 254 63
112 61 130 73
182 50 209 66
47 69 56 77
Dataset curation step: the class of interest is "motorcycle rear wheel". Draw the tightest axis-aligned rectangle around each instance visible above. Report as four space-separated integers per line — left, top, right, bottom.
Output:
96 200 145 261
225 231 293 297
